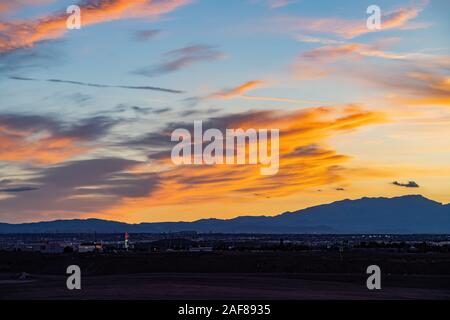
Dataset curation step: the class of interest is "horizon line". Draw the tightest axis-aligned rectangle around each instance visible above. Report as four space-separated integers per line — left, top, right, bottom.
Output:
0 194 444 225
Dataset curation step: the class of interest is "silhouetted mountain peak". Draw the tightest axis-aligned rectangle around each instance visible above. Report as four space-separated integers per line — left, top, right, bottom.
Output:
1 195 449 234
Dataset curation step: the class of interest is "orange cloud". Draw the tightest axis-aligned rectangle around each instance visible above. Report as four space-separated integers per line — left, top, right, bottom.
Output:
206 80 331 105
0 0 190 53
0 0 54 15
211 80 265 99
0 114 116 164
100 106 386 219
355 66 450 107
292 42 415 79
386 72 450 106
291 40 450 108
0 134 87 164
270 1 429 39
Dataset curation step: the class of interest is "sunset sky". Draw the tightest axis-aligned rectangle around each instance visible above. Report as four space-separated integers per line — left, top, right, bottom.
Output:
0 0 449 223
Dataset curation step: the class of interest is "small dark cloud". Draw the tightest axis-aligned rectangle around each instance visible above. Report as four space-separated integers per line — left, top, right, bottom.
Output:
130 106 153 114
287 144 324 157
62 116 119 140
113 105 172 115
183 96 201 108
152 107 172 114
0 113 58 132
0 187 39 193
9 76 184 94
127 132 173 148
179 107 220 117
134 45 224 77
254 193 271 199
134 29 160 41
0 113 118 141
131 106 171 115
335 187 345 191
9 76 34 81
392 181 420 188
178 109 199 117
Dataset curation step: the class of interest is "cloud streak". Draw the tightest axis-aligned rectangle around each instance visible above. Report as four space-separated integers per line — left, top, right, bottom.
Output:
0 0 191 53
0 113 118 164
192 80 332 105
268 1 429 39
0 187 39 193
134 29 160 41
134 45 225 76
9 76 184 93
290 41 450 107
0 0 53 15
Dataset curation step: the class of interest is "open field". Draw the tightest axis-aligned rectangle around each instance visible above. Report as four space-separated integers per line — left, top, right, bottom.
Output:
1 250 450 274
1 250 449 299
1 273 450 300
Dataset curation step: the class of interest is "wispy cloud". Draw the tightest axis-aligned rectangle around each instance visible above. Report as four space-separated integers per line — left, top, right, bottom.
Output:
134 29 160 41
0 0 53 15
0 158 157 221
296 49 450 107
290 40 450 107
0 113 119 164
134 45 225 76
114 106 386 209
268 1 429 39
0 106 387 221
9 76 184 94
253 0 296 9
291 42 413 79
211 80 265 98
0 186 39 193
0 0 191 53
192 80 333 105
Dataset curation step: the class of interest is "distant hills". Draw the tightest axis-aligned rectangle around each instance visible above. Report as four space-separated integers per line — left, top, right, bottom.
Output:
1 195 449 234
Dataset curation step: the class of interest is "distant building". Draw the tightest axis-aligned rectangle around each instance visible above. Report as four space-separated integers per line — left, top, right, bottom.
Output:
170 231 198 240
42 242 65 254
150 238 195 251
78 242 103 253
16 242 67 254
189 246 213 252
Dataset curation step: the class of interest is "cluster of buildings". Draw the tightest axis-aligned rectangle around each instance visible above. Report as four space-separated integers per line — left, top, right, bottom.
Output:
0 233 130 254
1 241 105 254
0 233 449 254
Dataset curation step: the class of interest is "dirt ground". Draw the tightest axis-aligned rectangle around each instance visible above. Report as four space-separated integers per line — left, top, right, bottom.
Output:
1 273 449 300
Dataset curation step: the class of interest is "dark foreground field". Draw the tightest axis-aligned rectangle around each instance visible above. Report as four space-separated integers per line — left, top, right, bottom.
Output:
1 251 450 299
1 273 450 299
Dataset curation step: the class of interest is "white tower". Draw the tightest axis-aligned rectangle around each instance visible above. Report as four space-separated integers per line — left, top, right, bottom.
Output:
124 232 129 250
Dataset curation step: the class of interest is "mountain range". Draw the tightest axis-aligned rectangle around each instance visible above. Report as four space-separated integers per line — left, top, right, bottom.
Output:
1 195 449 234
